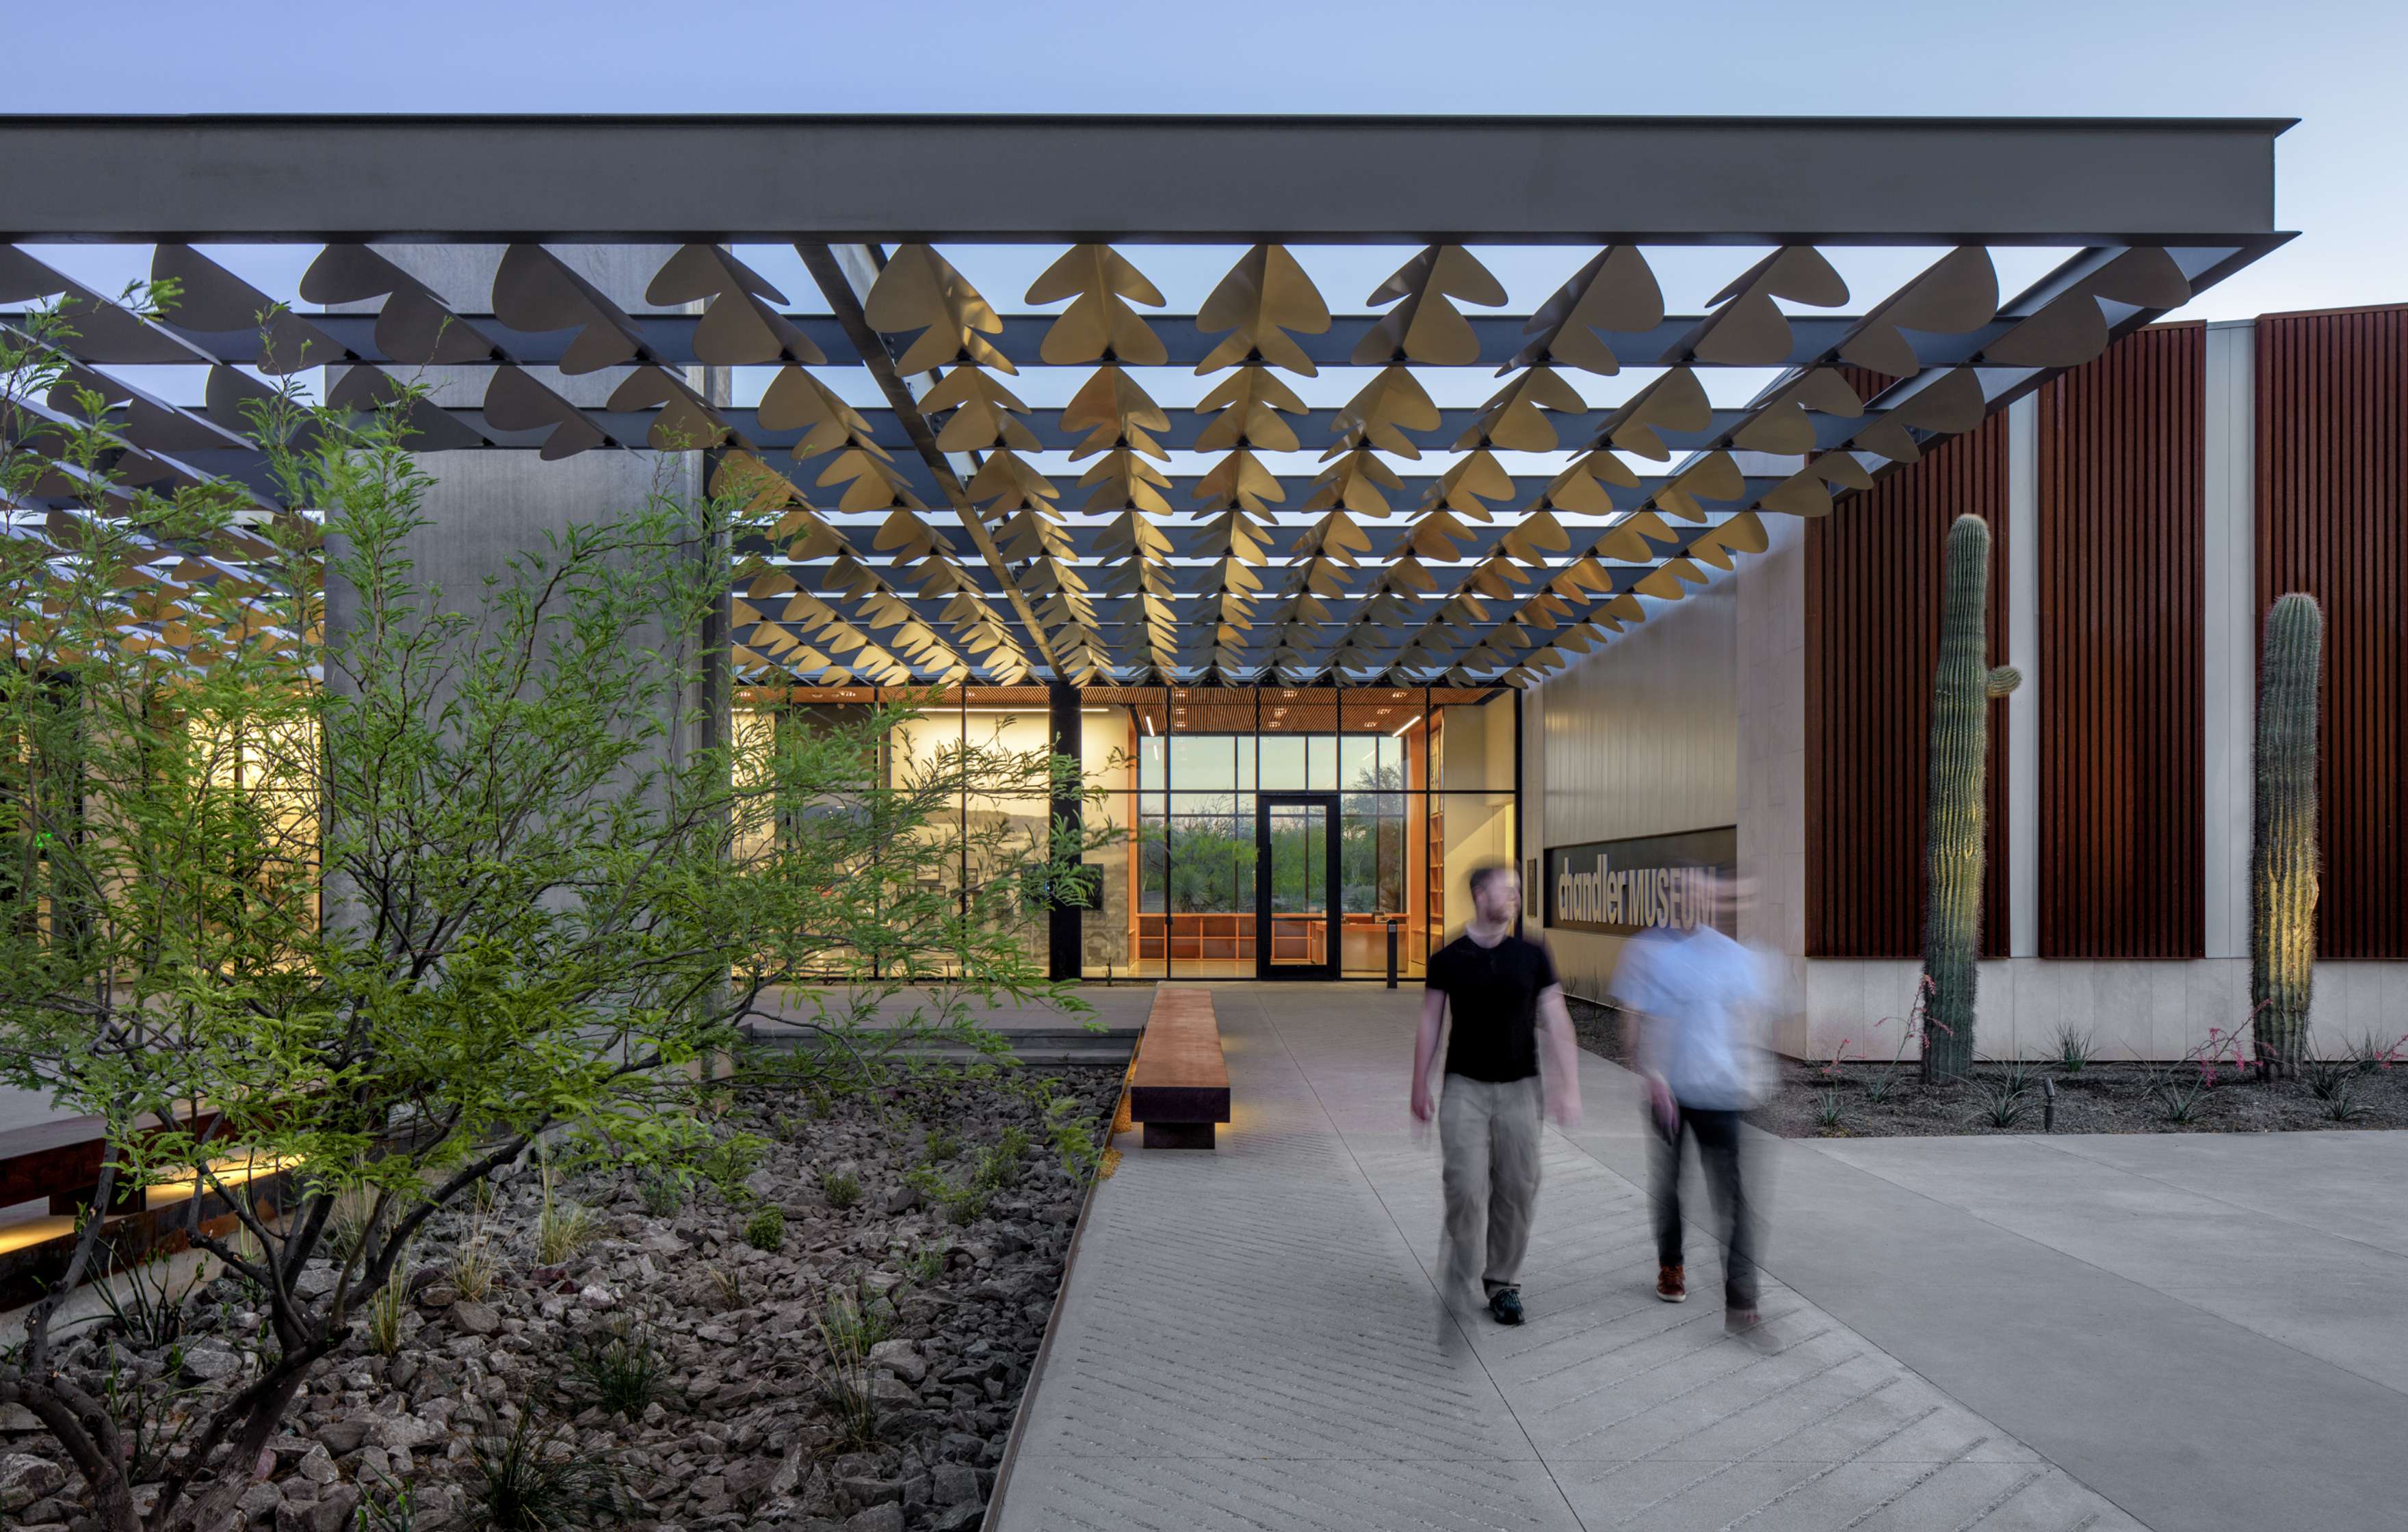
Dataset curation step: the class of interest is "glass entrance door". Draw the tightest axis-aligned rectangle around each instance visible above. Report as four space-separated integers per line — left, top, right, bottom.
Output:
1257 793 1339 979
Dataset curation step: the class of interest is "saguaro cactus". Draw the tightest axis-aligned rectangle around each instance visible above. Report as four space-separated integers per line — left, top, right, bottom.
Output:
1920 515 2018 1082
2250 593 2322 1077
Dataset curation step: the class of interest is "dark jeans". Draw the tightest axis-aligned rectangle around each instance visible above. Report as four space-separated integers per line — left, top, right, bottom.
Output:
1651 1105 1759 1309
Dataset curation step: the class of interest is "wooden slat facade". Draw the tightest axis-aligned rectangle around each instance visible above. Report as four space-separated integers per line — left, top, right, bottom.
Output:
2255 305 2408 959
2036 322 2206 959
1805 415 2012 958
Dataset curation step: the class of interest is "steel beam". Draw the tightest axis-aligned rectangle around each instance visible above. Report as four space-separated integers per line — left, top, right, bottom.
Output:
0 114 2289 243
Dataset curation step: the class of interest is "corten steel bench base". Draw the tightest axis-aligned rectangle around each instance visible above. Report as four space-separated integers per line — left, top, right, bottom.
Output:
1127 988 1231 1150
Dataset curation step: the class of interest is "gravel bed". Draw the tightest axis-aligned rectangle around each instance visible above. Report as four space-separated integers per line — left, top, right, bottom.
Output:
0 1067 1125 1532
1567 995 2408 1137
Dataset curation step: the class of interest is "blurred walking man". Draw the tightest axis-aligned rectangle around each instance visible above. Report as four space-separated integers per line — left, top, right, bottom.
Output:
1610 870 1773 1336
1411 860 1582 1326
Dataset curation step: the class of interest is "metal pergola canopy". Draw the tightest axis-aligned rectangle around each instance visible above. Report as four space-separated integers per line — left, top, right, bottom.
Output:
0 113 2294 690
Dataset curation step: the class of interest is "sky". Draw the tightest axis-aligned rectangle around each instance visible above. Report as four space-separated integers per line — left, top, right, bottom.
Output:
7 0 2405 323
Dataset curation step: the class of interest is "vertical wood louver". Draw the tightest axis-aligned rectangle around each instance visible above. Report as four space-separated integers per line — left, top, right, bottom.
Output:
2255 305 2408 959
1806 407 2011 959
2037 323 2206 959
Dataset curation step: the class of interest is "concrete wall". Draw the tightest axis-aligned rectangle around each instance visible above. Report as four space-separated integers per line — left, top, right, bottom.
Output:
1526 565 1739 1002
322 244 723 771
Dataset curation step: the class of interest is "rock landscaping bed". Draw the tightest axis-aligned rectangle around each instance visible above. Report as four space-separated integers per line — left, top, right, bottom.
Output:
1567 996 2408 1137
0 1066 1125 1532
1755 1055 2408 1137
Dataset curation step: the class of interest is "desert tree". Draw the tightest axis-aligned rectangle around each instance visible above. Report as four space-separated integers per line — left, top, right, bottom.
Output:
0 295 1106 1532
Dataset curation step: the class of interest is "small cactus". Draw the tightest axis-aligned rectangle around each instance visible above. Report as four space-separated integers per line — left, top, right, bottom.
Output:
2250 593 2322 1077
1920 515 2017 1082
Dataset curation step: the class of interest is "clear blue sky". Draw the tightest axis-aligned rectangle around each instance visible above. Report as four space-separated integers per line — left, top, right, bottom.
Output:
9 0 2403 321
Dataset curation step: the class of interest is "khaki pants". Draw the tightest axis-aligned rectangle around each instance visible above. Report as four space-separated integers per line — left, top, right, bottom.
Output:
1439 1072 1543 1299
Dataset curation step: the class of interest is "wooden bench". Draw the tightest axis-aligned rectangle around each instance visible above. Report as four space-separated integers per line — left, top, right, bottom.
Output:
1127 988 1231 1149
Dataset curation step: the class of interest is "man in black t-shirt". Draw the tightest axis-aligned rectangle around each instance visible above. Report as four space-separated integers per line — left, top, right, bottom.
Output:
1411 860 1584 1326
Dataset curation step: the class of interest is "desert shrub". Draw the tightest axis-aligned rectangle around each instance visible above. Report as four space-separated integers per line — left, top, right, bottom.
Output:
2052 1023 2095 1073
464 1408 621 1531
743 1206 787 1253
567 1322 669 1420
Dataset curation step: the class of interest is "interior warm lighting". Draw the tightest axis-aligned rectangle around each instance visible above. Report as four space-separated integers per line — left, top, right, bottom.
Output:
1392 714 1424 737
0 1215 77 1258
1142 715 1155 736
146 1152 302 1207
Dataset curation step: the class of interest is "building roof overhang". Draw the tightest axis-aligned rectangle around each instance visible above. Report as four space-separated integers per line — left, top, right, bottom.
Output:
0 114 2296 689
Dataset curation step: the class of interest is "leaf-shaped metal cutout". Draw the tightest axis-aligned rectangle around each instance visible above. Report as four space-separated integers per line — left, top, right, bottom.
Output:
1028 245 1166 366
1539 451 1640 516
1352 246 1507 366
864 244 1015 375
1836 246 1998 378
494 244 651 375
608 365 740 451
924 366 1038 453
1591 367 1712 460
1500 509 1571 566
1729 369 1864 455
484 365 610 460
1328 365 1439 458
1194 449 1285 514
1848 368 1987 462
1670 247 1848 366
1758 452 1878 517
1508 247 1665 375
1654 452 1746 522
326 365 486 451
1196 243 1332 375
1060 367 1170 460
1095 509 1172 562
1417 451 1517 520
647 245 824 367
965 449 1059 512
1304 448 1405 518
1456 366 1586 451
815 447 927 514
1984 248 2191 369
1077 448 1174 514
757 367 880 462
1195 365 1308 453
151 243 345 373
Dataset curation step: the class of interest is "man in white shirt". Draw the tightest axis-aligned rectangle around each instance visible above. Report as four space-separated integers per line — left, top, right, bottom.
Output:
1608 870 1772 1335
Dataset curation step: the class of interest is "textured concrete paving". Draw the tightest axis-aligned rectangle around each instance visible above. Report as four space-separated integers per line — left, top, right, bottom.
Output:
997 986 2145 1531
1760 1132 2408 1532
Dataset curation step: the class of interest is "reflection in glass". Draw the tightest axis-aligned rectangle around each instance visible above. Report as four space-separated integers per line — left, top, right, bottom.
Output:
1264 800 1331 968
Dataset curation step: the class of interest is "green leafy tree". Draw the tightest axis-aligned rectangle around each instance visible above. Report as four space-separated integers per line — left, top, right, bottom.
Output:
0 297 1107 1532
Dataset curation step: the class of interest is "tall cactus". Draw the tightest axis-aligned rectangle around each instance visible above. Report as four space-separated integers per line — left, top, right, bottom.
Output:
2250 593 2322 1078
1920 515 2018 1081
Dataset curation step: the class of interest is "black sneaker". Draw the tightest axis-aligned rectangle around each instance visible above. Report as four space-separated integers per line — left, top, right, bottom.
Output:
1487 1288 1526 1326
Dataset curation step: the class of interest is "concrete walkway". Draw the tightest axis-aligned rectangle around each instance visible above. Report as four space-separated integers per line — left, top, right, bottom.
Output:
994 984 2408 1531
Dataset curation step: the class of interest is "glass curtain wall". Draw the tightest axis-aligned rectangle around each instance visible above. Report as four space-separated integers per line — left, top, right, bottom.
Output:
731 685 1061 979
1081 684 1515 981
733 682 1517 983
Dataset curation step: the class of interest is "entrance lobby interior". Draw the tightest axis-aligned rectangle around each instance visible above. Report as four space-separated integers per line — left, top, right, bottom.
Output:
735 684 1519 983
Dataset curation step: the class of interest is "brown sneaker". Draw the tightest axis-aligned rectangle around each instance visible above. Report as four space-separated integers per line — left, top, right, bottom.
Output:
1656 1264 1687 1303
